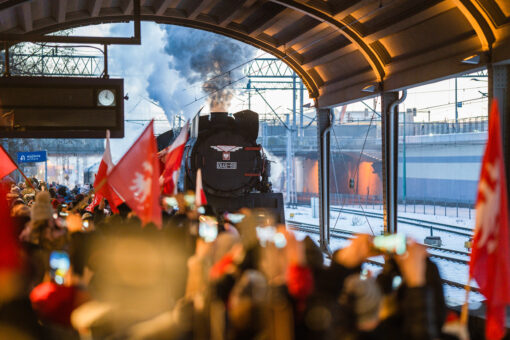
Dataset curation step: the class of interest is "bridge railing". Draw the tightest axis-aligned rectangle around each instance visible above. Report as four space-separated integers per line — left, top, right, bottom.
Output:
260 116 488 144
295 192 475 219
400 116 488 136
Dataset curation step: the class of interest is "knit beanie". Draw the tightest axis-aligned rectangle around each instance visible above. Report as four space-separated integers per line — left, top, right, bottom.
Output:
341 274 382 326
31 191 54 222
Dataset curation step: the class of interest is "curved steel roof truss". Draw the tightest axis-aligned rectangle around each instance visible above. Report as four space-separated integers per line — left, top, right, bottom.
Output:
0 0 509 107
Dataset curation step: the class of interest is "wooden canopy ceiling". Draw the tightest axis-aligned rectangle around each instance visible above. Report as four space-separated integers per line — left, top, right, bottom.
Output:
1 0 509 108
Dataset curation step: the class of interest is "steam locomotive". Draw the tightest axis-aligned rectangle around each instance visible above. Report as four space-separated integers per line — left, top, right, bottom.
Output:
160 110 284 223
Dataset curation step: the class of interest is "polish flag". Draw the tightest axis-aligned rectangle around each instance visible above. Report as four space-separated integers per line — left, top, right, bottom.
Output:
469 98 510 340
87 130 123 213
0 145 17 179
108 121 162 227
0 185 20 271
195 168 207 207
160 122 189 195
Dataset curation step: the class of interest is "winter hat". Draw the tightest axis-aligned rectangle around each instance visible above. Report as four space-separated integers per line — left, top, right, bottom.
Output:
341 274 382 327
31 191 54 222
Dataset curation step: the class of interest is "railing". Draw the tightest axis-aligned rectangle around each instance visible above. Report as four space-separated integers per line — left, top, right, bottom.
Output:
0 53 103 77
259 116 488 142
295 192 475 219
400 116 488 136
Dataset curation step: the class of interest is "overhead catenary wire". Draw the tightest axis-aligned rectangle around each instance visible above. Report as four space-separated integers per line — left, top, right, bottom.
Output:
9 2 397 119
179 0 396 110
330 98 380 236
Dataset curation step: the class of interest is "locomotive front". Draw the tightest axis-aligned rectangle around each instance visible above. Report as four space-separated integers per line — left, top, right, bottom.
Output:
184 110 284 222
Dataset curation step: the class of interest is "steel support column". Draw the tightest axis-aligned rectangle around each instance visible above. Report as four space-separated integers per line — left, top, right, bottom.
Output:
317 108 333 253
381 92 400 233
489 64 510 195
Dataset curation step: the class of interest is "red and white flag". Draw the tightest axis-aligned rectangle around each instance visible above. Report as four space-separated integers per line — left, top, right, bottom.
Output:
86 130 123 213
0 185 20 272
0 145 17 179
108 121 162 227
195 168 207 207
470 98 510 340
160 122 189 195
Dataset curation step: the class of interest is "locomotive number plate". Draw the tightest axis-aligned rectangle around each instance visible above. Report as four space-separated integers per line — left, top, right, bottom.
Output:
217 161 237 169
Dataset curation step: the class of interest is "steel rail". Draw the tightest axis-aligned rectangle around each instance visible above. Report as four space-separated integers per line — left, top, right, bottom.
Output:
287 221 472 268
330 207 473 237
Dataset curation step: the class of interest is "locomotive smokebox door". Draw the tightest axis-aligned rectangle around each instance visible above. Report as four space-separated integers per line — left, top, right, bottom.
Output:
198 131 261 197
184 110 285 223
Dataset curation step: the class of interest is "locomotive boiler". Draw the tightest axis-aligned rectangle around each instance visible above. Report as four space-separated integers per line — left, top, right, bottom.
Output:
183 110 284 222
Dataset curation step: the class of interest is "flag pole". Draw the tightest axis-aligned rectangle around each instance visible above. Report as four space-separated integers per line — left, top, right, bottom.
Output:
460 276 472 325
71 129 112 213
71 177 108 212
0 146 35 191
18 168 36 191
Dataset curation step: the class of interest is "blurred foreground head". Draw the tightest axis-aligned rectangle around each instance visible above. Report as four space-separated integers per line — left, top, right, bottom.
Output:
79 222 187 331
341 274 382 331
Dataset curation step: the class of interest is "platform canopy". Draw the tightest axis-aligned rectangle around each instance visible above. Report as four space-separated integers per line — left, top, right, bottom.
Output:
1 0 510 107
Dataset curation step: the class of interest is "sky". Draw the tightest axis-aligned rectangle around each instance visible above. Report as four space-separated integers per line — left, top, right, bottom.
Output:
71 22 489 159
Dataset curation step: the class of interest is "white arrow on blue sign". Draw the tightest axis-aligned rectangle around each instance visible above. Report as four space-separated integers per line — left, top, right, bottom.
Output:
17 151 47 163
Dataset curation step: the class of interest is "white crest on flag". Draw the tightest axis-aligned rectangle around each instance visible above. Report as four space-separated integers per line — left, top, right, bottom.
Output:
129 161 153 204
475 161 500 253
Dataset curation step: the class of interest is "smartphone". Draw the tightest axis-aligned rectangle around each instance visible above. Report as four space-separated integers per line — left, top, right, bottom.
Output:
164 197 179 210
255 226 286 248
82 220 90 230
58 204 69 217
198 216 218 243
49 251 70 285
224 212 245 224
184 194 195 207
373 234 406 255
256 226 275 247
272 232 287 249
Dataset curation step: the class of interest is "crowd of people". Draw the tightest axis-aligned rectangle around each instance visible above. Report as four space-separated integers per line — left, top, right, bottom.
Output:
0 176 473 340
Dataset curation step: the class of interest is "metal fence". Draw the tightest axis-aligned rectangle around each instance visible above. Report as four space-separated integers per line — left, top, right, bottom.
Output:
296 192 474 219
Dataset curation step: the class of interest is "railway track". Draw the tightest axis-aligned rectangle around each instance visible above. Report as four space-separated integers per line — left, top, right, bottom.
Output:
287 221 469 264
287 221 477 292
329 207 473 238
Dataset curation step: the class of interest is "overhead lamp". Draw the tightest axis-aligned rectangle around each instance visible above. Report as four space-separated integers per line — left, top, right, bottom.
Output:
461 54 481 64
361 84 377 92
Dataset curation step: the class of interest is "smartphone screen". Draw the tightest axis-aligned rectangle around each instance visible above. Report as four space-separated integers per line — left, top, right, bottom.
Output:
256 226 286 248
164 197 179 210
82 220 90 230
49 251 70 285
224 213 245 224
256 226 275 247
184 194 195 207
198 216 218 243
373 234 406 255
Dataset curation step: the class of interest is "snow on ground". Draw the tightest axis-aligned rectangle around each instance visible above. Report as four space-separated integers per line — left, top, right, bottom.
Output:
287 208 485 307
444 285 484 308
286 206 472 253
338 204 476 229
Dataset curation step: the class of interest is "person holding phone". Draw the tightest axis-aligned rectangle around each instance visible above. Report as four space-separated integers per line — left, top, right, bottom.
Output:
327 235 446 340
29 233 91 330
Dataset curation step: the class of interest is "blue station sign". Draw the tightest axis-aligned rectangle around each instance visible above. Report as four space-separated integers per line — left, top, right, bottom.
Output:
17 151 47 163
